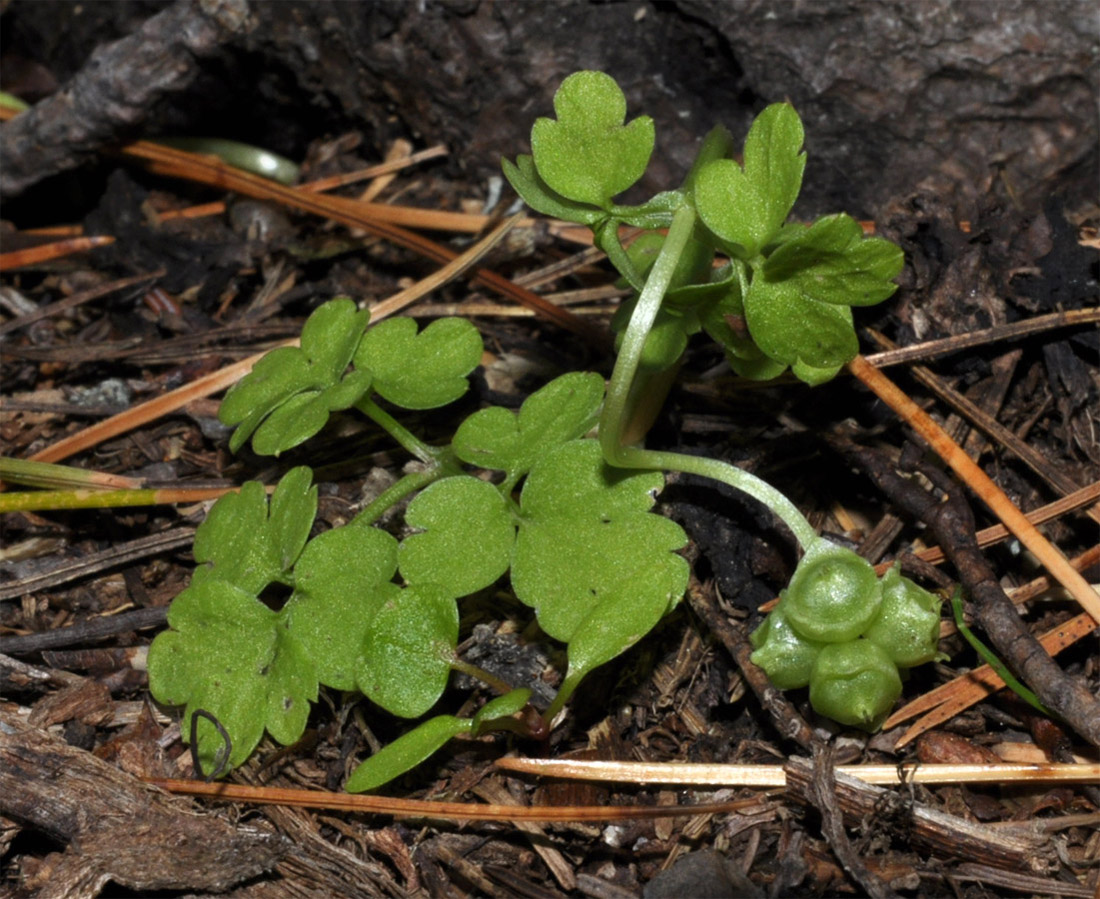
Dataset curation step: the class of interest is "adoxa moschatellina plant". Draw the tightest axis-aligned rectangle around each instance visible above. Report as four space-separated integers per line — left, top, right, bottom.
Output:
503 71 939 727
148 71 938 791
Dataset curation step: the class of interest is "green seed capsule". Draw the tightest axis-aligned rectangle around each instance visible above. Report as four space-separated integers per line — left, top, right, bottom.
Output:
809 639 902 731
784 540 881 643
749 597 824 690
862 565 944 668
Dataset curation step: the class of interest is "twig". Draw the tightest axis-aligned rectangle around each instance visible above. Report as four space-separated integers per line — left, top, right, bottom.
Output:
847 354 1100 626
808 743 902 899
860 308 1100 369
0 0 255 196
0 606 167 656
864 330 1100 525
829 437 1100 748
0 528 195 601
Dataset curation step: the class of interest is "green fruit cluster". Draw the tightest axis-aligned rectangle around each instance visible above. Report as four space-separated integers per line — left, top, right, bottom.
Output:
750 541 944 730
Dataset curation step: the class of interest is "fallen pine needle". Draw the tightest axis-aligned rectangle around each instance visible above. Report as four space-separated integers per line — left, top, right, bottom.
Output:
847 354 1100 627
143 778 759 822
0 234 114 270
494 758 1100 788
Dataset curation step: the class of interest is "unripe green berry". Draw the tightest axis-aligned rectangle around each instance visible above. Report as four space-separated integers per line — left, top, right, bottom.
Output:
863 565 944 668
749 597 824 690
809 639 902 731
784 540 881 643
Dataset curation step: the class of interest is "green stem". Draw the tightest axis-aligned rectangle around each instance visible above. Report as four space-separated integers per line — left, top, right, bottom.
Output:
355 396 439 465
600 203 696 463
598 203 817 552
629 447 816 551
449 658 515 697
350 468 442 527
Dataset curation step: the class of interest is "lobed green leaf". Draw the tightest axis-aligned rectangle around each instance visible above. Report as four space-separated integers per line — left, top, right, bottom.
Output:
357 584 458 718
762 214 904 307
695 103 805 258
191 467 316 594
530 70 655 208
501 155 604 226
354 317 482 410
452 372 604 484
219 298 372 455
282 526 400 691
398 476 514 596
743 276 858 385
511 441 688 672
147 579 317 772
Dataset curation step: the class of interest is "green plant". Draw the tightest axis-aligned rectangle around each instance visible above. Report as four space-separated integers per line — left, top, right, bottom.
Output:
150 71 938 788
149 301 689 782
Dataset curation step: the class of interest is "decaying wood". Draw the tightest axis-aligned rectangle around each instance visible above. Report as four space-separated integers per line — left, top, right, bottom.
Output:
782 756 1059 877
0 707 287 898
0 0 255 197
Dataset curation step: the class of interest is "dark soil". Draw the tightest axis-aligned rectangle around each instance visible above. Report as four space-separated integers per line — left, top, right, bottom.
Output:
2 2 1098 897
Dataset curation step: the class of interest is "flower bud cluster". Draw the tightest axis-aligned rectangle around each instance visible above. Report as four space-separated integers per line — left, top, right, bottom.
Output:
750 540 943 730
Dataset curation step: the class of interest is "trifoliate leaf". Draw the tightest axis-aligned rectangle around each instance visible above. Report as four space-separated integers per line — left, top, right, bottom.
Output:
358 584 458 718
398 476 514 596
191 467 316 594
147 579 317 772
695 103 805 258
511 440 688 664
762 214 904 307
219 298 372 455
530 71 655 208
282 526 400 691
743 276 858 385
354 317 482 410
452 372 604 484
502 155 604 225
346 715 472 793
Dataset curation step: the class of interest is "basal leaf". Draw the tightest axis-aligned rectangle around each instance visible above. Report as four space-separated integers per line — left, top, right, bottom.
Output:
358 584 458 718
744 276 858 385
147 579 317 772
452 372 604 483
283 526 400 691
530 71 655 208
762 214 904 307
695 103 805 258
398 476 514 597
219 298 372 455
354 317 482 410
345 714 472 793
191 468 316 594
511 440 688 649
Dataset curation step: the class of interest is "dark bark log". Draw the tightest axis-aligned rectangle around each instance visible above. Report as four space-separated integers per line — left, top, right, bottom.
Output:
3 1 1096 214
0 0 255 196
0 707 287 897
